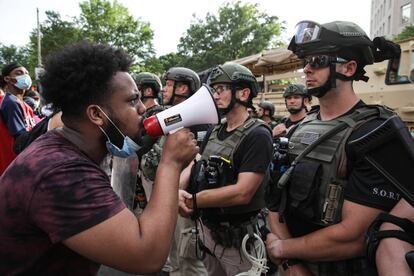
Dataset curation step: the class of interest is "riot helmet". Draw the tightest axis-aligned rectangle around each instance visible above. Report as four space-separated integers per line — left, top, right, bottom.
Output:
288 20 374 97
208 62 259 114
258 101 275 118
283 84 311 113
283 84 310 100
163 67 201 105
134 72 162 99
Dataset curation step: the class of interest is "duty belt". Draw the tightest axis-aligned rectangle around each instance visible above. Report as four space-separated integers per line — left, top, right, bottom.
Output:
202 216 259 248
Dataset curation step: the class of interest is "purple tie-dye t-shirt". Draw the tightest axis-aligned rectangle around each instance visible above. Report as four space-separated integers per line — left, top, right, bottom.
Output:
0 130 125 275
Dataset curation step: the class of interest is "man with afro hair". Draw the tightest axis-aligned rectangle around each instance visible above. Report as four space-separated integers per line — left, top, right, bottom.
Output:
0 41 198 275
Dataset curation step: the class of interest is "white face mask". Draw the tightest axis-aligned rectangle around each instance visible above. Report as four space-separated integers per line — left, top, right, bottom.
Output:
97 106 141 158
14 74 32 90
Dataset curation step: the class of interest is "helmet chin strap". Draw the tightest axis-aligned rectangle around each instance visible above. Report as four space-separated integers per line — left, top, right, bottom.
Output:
166 83 190 105
286 97 307 113
307 63 336 98
219 85 251 115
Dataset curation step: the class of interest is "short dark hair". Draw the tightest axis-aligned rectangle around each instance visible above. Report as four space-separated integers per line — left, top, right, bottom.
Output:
41 41 133 118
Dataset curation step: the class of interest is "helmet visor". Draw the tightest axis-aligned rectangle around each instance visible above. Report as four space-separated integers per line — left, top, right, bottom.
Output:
294 21 322 44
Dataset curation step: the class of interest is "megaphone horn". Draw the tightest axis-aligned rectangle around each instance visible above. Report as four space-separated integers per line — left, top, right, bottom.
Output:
143 84 220 137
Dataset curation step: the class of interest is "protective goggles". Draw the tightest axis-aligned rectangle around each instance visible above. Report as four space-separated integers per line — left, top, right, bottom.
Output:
303 55 348 69
294 21 322 44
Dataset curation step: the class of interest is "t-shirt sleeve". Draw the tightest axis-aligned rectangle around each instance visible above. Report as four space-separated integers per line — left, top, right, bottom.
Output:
0 95 28 136
344 118 402 211
29 160 125 243
236 125 273 173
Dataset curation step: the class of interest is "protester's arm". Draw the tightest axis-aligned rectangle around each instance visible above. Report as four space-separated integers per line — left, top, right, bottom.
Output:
267 200 383 262
63 129 198 274
1 96 28 137
376 199 414 276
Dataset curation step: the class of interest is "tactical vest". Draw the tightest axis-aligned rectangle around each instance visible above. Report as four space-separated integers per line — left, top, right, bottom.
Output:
285 105 394 226
199 118 271 216
140 105 165 181
146 104 164 117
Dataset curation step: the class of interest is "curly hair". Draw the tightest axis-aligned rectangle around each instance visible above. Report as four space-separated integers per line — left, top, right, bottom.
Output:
41 41 133 118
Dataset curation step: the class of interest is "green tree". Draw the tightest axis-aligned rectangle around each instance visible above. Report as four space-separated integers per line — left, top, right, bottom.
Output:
28 10 81 72
394 25 414 41
177 1 285 71
142 53 186 75
0 44 30 69
78 0 154 66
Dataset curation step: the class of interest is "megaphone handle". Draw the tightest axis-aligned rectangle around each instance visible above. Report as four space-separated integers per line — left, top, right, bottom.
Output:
168 126 184 134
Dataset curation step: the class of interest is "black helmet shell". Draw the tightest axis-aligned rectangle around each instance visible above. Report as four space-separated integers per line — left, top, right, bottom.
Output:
289 20 374 67
164 67 201 94
134 72 162 95
283 84 308 98
258 100 275 117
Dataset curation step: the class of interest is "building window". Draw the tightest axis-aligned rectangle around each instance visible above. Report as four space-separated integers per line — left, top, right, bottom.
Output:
401 3 411 25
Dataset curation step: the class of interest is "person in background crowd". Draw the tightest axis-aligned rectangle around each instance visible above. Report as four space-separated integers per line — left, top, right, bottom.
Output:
0 62 35 175
24 90 42 117
271 84 310 138
0 75 4 98
257 100 278 129
23 96 42 124
0 41 198 275
157 67 208 276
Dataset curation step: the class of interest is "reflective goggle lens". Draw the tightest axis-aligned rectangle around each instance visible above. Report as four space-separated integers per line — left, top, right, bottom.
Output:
303 55 348 69
294 21 322 44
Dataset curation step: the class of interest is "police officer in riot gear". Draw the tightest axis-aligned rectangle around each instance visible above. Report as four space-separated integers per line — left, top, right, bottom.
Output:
257 100 278 129
178 62 273 275
272 84 310 137
163 67 201 106
151 66 209 276
266 21 403 275
134 72 163 117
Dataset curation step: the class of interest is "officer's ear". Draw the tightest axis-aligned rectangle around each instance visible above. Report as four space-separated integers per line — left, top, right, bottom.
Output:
237 87 251 102
339 60 358 77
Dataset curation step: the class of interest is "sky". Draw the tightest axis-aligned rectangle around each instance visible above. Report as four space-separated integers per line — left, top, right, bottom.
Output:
0 0 371 57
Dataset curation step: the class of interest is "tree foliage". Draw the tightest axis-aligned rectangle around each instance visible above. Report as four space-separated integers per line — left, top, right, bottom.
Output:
28 11 81 72
394 25 414 41
177 1 285 71
143 53 186 75
78 0 154 66
2 0 286 79
0 44 30 69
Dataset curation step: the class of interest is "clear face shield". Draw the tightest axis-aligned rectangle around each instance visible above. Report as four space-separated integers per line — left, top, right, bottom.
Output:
294 21 322 45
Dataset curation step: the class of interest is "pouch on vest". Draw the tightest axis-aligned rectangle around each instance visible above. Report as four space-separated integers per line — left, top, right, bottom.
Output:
289 160 322 220
188 160 208 194
265 173 282 212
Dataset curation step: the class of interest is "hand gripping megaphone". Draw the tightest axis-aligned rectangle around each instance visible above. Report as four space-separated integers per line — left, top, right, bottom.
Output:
143 84 220 137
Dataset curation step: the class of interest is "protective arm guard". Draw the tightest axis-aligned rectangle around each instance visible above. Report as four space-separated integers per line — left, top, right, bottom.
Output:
366 212 414 268
348 115 414 206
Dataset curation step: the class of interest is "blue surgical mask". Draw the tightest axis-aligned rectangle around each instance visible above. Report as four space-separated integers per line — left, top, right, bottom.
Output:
14 74 32 90
97 106 141 158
